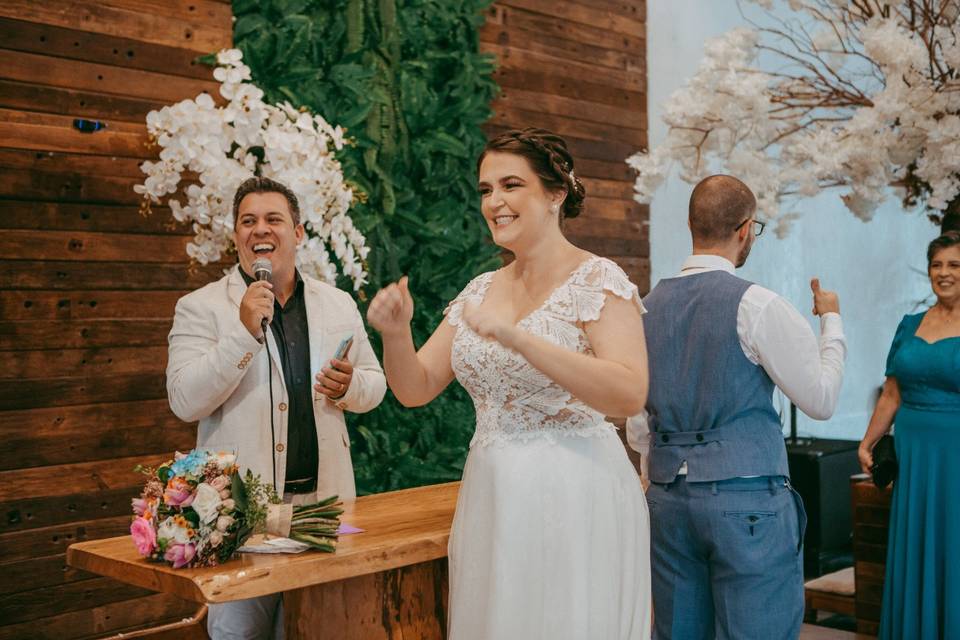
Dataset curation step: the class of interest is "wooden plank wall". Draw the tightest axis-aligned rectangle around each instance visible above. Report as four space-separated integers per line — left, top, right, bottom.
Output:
851 478 891 636
480 0 649 292
0 2 231 638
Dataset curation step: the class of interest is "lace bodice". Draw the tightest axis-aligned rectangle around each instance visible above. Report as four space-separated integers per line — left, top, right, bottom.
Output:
446 256 645 447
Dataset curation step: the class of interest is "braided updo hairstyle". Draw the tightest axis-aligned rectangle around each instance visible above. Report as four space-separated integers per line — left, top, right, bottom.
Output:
478 128 586 219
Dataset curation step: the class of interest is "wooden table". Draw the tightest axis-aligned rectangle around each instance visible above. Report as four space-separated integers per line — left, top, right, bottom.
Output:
68 482 459 639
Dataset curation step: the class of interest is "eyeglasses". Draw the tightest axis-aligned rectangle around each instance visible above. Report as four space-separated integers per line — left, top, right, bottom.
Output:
734 218 766 237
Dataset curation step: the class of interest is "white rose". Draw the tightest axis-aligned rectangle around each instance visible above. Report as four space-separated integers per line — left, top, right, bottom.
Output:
220 498 235 512
157 517 191 544
216 515 235 532
209 530 224 548
191 483 222 525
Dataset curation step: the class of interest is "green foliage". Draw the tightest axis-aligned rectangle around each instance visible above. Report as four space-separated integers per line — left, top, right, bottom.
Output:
234 0 501 494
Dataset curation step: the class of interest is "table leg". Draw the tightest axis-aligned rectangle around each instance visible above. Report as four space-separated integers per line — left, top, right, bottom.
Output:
283 558 448 639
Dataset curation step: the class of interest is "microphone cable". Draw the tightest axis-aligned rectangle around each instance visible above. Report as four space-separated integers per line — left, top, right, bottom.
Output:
262 318 278 493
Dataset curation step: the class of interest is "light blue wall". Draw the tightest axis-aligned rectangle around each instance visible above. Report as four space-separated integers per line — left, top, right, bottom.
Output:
646 0 938 439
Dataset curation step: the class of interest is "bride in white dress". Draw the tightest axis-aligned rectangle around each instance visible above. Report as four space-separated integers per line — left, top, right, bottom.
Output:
367 128 651 640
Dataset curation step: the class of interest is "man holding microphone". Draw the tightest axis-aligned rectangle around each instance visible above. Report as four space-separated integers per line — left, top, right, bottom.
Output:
166 176 386 639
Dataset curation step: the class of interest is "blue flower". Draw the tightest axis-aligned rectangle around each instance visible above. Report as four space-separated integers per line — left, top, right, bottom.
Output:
170 449 208 477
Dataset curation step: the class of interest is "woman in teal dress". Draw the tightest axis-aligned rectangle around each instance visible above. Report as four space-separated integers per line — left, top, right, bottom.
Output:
859 231 960 640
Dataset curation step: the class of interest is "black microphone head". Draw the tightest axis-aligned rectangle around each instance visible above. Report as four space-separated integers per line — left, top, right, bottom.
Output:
252 257 273 283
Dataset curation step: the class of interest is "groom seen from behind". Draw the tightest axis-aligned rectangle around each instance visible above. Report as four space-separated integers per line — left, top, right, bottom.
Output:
629 175 847 640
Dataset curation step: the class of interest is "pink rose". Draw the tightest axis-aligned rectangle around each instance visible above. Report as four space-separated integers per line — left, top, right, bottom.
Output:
163 477 195 507
130 517 157 557
132 498 147 516
164 542 197 569
210 475 230 491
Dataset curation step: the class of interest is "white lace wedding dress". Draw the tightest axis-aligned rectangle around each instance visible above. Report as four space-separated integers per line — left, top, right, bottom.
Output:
445 256 651 640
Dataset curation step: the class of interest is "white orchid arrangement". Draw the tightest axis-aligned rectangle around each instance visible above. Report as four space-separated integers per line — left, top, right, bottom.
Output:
629 1 960 235
135 49 369 289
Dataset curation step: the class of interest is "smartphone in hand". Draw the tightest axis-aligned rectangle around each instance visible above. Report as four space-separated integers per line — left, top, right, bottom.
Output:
332 335 354 363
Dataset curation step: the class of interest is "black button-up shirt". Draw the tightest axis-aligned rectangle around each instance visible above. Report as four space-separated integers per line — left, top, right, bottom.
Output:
241 268 317 493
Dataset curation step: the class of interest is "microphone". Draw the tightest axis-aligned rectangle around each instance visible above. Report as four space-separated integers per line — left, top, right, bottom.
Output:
252 257 272 283
252 258 272 334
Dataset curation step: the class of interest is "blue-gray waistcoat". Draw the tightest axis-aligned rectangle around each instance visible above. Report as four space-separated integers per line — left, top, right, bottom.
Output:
642 270 789 483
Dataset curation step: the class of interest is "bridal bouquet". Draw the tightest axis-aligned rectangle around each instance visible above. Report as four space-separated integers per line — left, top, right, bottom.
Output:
130 449 343 568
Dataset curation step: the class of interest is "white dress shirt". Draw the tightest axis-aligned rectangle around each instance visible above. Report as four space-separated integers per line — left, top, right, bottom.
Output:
627 254 847 479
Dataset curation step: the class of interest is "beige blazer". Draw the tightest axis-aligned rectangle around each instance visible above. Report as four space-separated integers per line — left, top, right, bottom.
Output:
166 266 386 502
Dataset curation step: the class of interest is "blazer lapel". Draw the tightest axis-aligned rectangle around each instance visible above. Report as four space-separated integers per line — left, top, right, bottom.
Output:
228 265 285 377
304 278 326 384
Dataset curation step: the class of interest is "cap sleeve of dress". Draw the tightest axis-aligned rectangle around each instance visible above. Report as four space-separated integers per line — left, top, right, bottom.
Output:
443 272 493 327
572 257 646 324
885 312 922 377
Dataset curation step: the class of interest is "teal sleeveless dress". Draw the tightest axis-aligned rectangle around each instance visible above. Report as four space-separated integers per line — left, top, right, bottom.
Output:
879 311 960 639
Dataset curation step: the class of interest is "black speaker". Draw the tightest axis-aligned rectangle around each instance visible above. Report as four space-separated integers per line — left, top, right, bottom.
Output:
785 437 861 577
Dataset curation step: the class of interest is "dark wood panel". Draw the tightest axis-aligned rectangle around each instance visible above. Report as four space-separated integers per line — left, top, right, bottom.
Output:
0 78 166 123
578 176 636 200
0 201 187 235
573 233 647 259
491 2 644 50
0 48 219 104
485 43 644 94
0 260 227 290
494 86 644 132
0 372 167 409
0 230 192 262
0 456 170 507
489 104 646 147
0 345 168 379
573 157 634 181
0 107 144 132
498 0 644 38
582 196 643 221
0 592 201 640
564 216 645 239
1 168 142 204
0 554 94 596
480 23 639 72
0 574 156 626
566 0 645 21
0 515 135 565
0 319 171 350
1 485 142 535
0 399 182 441
565 217 649 257
0 119 148 158
105 0 233 28
0 290 185 320
1 420 194 471
0 1 231 636
0 17 217 80
491 65 643 111
0 1 230 53
0 147 146 178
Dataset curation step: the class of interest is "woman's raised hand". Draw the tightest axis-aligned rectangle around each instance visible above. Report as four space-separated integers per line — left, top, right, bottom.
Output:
462 300 519 350
367 276 415 336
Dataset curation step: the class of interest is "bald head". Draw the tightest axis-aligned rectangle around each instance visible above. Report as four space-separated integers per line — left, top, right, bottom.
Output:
688 175 757 245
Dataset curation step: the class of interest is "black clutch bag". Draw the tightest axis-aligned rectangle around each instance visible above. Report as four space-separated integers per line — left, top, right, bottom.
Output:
870 435 898 489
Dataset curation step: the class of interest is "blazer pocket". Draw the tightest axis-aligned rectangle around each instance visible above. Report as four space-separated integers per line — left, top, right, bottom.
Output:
322 322 354 335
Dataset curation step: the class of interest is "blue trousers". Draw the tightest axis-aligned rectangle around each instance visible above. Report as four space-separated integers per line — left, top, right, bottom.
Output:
647 476 806 640
207 594 283 640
